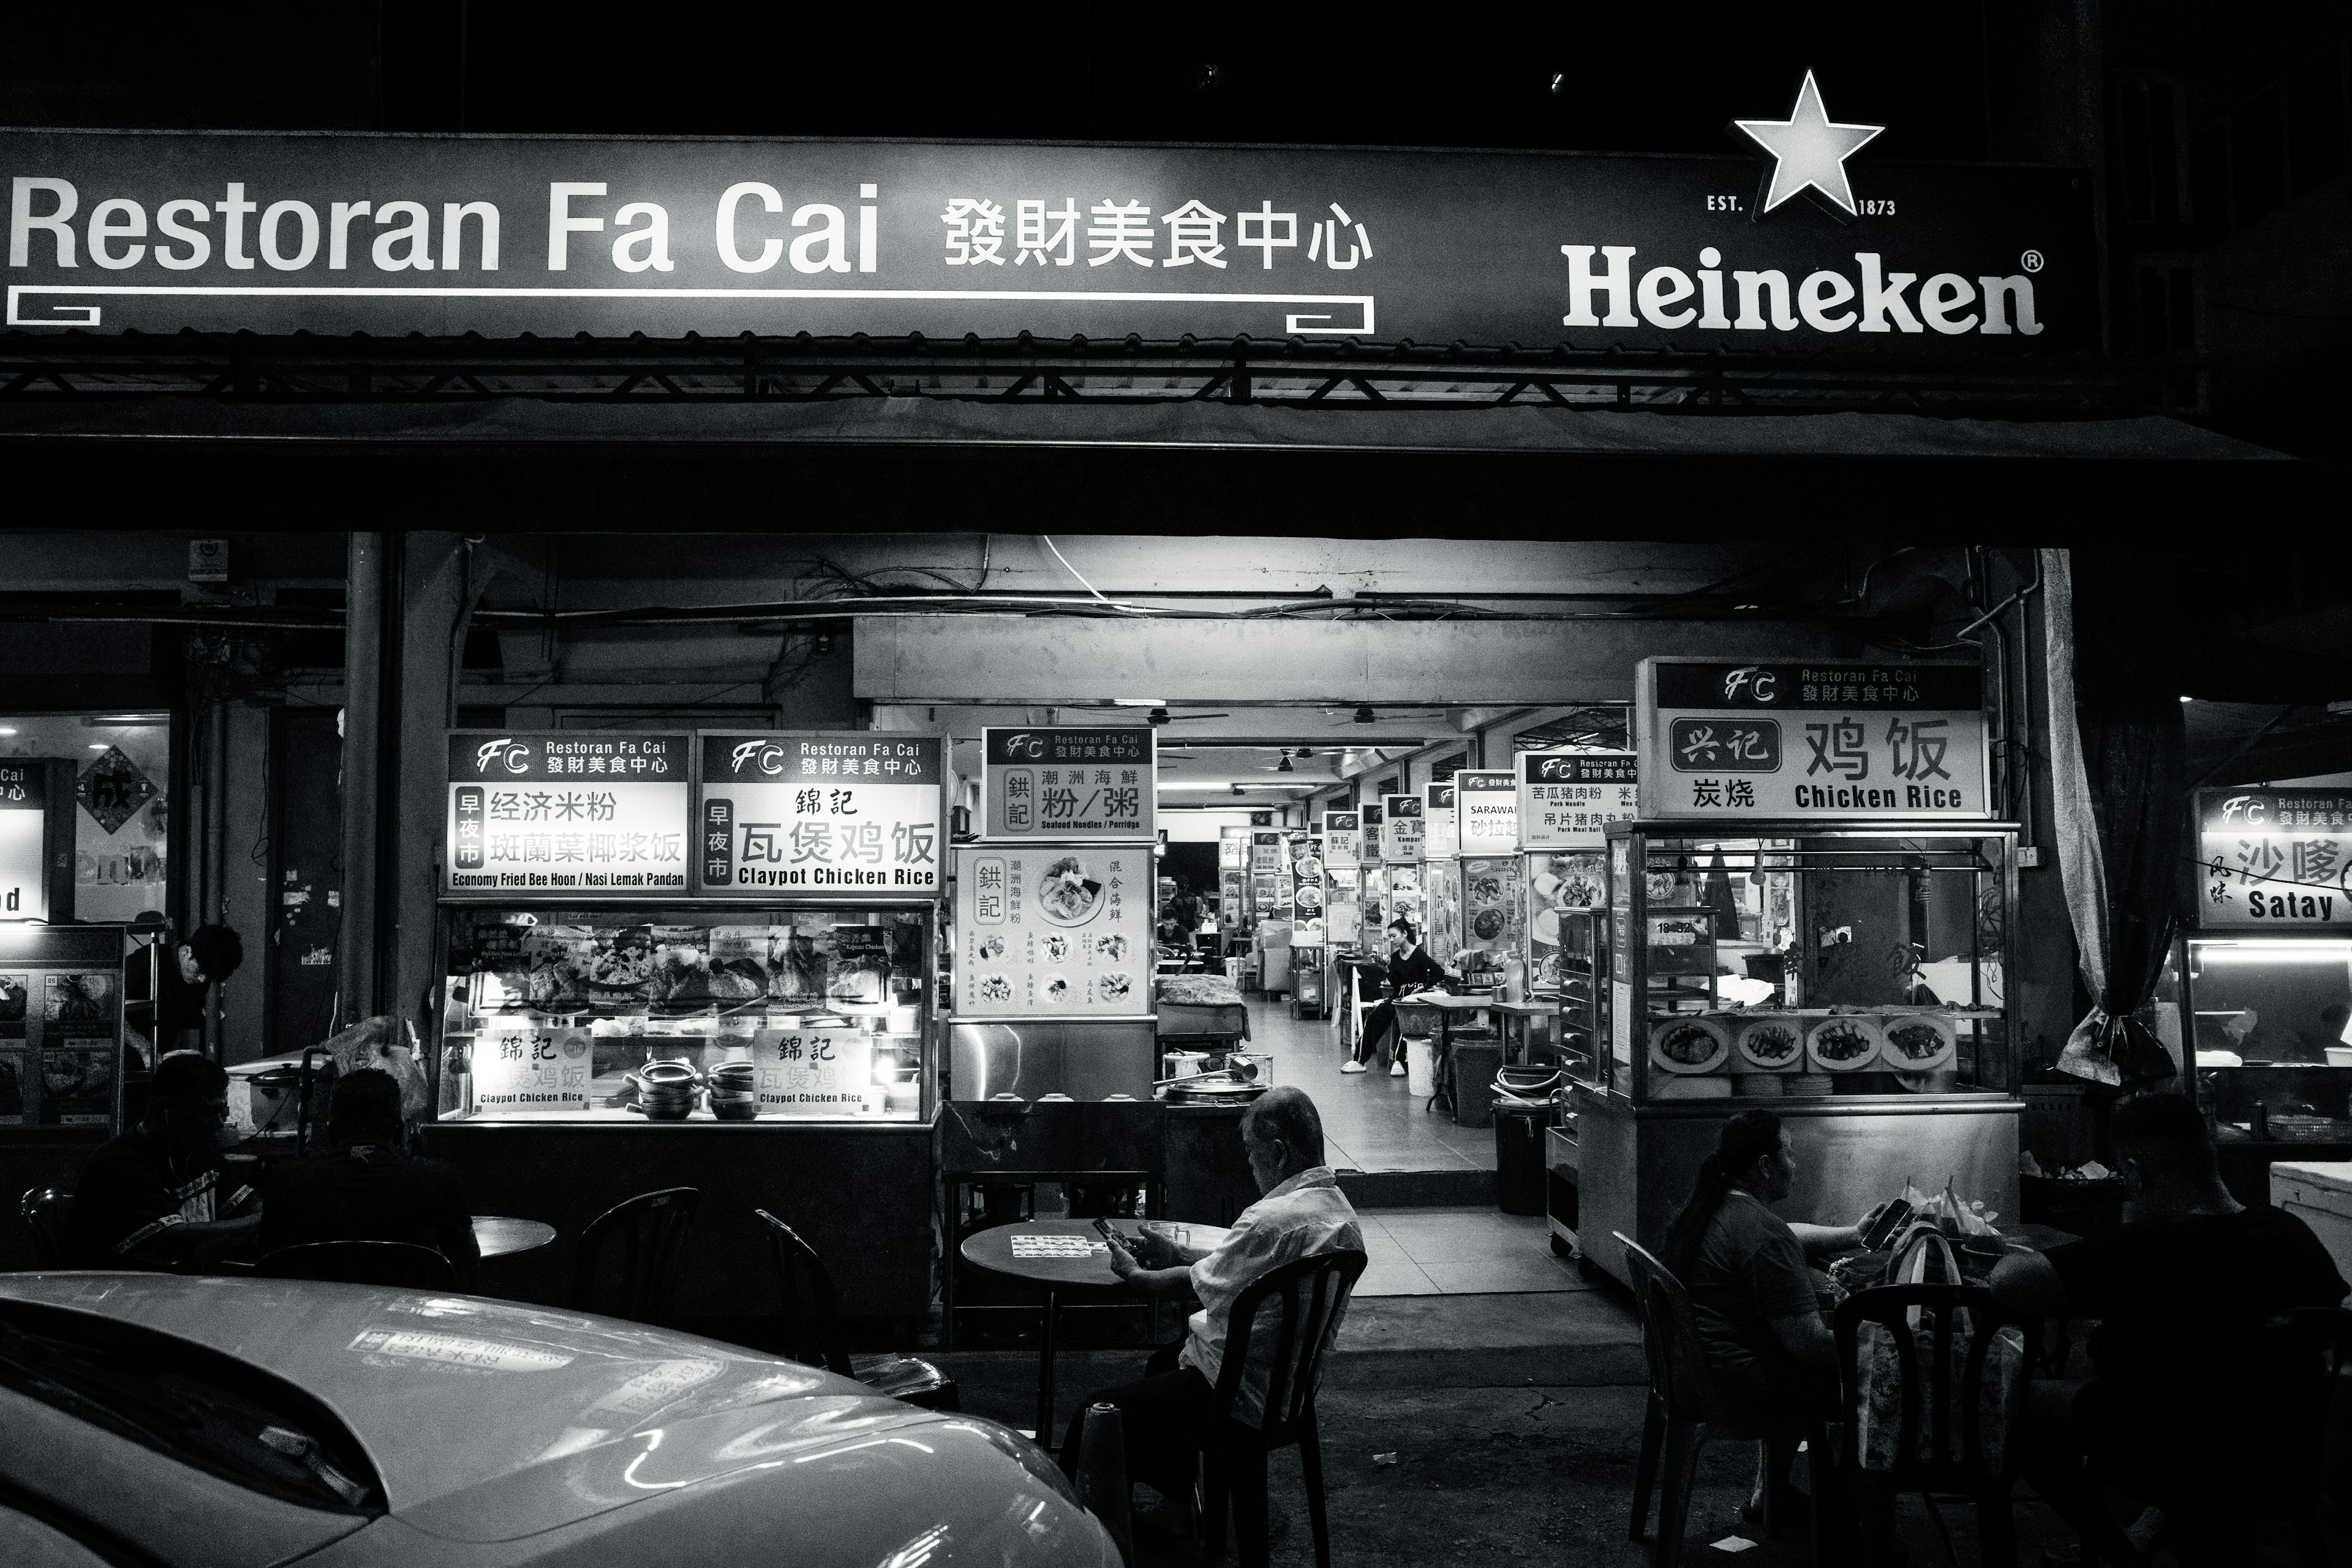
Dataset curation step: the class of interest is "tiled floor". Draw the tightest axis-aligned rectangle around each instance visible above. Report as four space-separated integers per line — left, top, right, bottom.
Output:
1239 997 1499 1174
1351 1207 1586 1297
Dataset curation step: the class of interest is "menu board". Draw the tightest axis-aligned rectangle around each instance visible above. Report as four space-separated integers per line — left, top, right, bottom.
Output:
1291 835 1327 929
952 845 1152 1017
695 732 943 899
1382 794 1425 862
1423 781 1458 859
1635 658 1989 820
1460 856 1527 959
0 763 47 921
1528 850 1607 990
1322 810 1362 869
1456 771 1519 854
2197 787 2352 929
1519 751 1638 850
981 727 1154 841
446 732 690 897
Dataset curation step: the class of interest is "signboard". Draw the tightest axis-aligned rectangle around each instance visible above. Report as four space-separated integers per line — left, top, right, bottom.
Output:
1251 830 1287 873
1381 794 1425 862
0 129 2092 352
0 763 47 921
1461 856 1526 959
981 727 1153 841
1423 781 1459 859
1635 659 1988 820
1360 803 1384 862
1457 771 1520 855
1519 751 1639 850
2197 788 2352 929
952 844 1152 1017
445 733 688 898
751 1025 874 1118
1218 827 1247 869
695 732 943 899
1292 835 1326 929
472 1015 593 1115
1322 810 1361 870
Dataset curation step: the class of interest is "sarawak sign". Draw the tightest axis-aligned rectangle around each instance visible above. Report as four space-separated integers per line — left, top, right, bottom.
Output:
1635 658 1988 820
2 125 2090 349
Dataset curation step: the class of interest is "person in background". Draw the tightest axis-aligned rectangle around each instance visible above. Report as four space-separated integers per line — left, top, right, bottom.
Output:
126 924 246 1059
1068 1087 1363 1540
1992 1090 2348 1564
62 1050 260 1270
1166 882 1204 953
1345 917 1443 1076
1661 1110 1880 1532
262 1068 479 1286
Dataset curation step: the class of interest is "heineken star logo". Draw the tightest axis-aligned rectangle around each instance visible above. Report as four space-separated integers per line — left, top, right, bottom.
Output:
1735 71 1884 218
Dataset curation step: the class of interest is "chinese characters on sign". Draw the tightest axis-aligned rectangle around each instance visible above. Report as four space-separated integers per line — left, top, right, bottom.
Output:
1456 772 1521 855
940 195 1371 273
981 727 1155 841
1423 782 1459 859
1381 794 1426 862
0 763 46 921
952 846 1152 1017
2196 788 2352 929
1518 751 1638 850
1322 810 1362 870
473 1017 594 1114
695 732 943 899
445 733 690 896
753 1026 874 1117
1634 659 1987 820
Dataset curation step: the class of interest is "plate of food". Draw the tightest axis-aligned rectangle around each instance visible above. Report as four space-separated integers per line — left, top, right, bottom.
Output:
1042 973 1071 1005
1734 1014 1804 1071
1099 971 1133 1004
1649 1015 1732 1076
1036 857 1104 927
1042 933 1072 962
1094 933 1129 962
1295 883 1324 913
976 933 1006 962
1471 908 1506 942
1806 1014 1883 1072
1880 1013 1958 1072
975 973 1013 1004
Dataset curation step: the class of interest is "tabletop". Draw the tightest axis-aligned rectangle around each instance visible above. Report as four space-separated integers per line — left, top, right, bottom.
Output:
473 1216 559 1259
960 1219 1234 1291
1398 992 1497 1011
1487 999 1564 1016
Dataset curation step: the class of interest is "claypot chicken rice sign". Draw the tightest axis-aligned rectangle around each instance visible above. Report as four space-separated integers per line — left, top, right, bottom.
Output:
694 731 944 899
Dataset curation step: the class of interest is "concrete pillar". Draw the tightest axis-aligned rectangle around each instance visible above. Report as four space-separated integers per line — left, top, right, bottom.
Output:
219 703 272 1064
387 533 471 1049
337 533 385 1027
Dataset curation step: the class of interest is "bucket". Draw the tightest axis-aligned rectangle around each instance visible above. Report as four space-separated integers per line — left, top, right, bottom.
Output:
1493 1097 1557 1216
1406 1038 1438 1098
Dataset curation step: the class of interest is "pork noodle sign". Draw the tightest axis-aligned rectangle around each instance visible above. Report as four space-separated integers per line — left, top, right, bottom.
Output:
1 107 2090 347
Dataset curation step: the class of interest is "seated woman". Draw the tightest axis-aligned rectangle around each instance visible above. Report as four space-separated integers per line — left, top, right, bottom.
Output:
1661 1109 1874 1528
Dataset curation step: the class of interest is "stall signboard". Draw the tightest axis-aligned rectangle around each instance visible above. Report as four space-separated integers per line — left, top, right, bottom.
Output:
1461 856 1526 958
472 1015 594 1115
1381 794 1425 862
981 727 1153 841
0 129 2094 353
1292 835 1327 931
1635 658 1989 820
0 763 47 921
1360 803 1384 863
1457 771 1520 854
1218 827 1248 869
695 732 943 900
445 733 689 898
1322 810 1362 870
1251 830 1287 874
752 1025 874 1118
951 844 1152 1017
2196 788 2352 929
1520 751 1639 850
1423 781 1459 859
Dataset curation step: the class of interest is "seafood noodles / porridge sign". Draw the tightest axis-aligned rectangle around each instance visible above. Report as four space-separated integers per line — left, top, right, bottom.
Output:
981 727 1154 842
952 846 1152 1017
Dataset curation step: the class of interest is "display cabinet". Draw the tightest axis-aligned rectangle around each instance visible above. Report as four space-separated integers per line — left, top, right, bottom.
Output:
1553 908 1610 1093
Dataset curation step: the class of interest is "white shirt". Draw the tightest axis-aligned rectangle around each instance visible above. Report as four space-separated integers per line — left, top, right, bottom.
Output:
1180 1166 1364 1425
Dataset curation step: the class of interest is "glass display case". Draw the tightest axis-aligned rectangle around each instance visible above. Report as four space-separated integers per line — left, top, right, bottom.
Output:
437 905 933 1124
0 925 138 1133
2168 936 2352 1169
1553 907 1610 1092
1423 858 1462 965
1604 824 2016 1104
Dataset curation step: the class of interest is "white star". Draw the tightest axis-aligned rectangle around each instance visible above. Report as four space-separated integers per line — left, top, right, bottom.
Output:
1735 71 1885 216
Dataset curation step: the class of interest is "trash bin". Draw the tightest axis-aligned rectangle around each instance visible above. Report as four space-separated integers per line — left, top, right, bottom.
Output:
1404 1037 1438 1098
1493 1096 1558 1216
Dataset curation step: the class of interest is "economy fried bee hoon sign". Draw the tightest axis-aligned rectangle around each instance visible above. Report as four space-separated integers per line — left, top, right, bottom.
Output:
445 732 689 898
1635 658 1988 820
695 731 943 899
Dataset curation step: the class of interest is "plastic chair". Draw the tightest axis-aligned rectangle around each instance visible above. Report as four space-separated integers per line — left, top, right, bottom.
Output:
19 1187 70 1268
1199 1247 1368 1568
571 1187 699 1325
754 1208 957 1411
1832 1282 2035 1568
258 1240 459 1289
1618 1232 1822 1567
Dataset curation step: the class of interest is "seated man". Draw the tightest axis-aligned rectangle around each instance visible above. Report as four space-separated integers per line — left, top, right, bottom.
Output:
1064 1086 1363 1534
62 1050 260 1270
1992 1090 2348 1562
1346 918 1444 1076
261 1068 480 1287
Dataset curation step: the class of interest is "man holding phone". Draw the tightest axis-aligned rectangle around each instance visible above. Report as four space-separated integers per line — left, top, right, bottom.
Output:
1064 1087 1363 1539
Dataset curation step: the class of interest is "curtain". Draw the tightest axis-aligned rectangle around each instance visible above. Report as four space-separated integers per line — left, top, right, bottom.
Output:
2041 547 2187 1087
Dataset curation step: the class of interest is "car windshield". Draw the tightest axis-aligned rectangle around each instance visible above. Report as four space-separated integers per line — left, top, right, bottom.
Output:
0 1303 383 1514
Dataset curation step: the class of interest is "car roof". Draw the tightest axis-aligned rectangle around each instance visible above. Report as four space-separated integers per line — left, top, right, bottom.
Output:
0 1273 899 1510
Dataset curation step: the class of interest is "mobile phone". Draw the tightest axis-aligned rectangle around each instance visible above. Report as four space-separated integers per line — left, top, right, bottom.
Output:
1091 1218 1124 1246
1861 1198 1914 1251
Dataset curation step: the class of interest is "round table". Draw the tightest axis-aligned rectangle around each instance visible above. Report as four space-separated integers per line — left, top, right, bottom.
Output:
960 1219 1231 1447
472 1216 558 1260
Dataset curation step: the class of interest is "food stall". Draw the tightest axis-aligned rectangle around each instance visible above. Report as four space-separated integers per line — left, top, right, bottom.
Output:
2172 785 2352 1202
1422 780 1463 964
1521 749 1637 1077
1570 659 2024 1289
423 729 946 1336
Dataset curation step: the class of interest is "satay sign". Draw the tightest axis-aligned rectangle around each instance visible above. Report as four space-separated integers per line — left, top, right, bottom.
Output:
981 727 1154 842
1634 658 1988 820
1 111 2090 349
2197 788 2352 929
695 731 944 899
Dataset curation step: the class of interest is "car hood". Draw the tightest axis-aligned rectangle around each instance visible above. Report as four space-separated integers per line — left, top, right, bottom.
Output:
0 1274 976 1523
